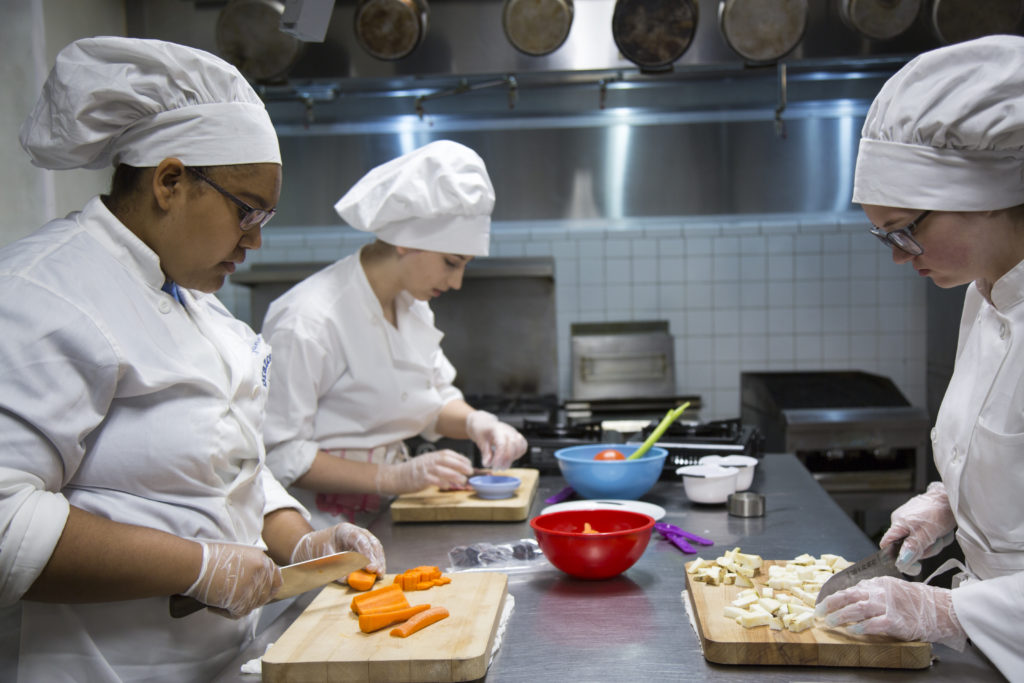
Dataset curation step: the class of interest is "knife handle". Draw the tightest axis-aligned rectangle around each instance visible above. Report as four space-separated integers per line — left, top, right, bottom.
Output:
169 594 206 618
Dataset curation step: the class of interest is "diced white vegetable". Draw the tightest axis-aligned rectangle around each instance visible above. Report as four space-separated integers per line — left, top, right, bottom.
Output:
737 611 772 628
787 611 815 633
723 605 748 620
758 598 782 615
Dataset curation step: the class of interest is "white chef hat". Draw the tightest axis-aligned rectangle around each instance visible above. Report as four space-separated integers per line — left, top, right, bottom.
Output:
19 36 280 170
853 34 1024 212
334 140 494 257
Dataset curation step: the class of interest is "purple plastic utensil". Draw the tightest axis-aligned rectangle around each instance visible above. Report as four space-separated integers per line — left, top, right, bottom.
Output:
654 522 714 547
544 486 575 505
659 529 697 553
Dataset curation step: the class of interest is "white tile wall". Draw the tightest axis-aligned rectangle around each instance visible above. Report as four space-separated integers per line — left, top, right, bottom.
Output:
218 212 927 421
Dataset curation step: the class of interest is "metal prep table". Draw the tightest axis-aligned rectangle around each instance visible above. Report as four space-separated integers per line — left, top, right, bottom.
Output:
213 454 1004 682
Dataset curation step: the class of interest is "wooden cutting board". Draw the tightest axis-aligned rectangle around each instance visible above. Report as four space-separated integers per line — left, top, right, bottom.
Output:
685 560 931 669
262 571 509 683
389 468 539 522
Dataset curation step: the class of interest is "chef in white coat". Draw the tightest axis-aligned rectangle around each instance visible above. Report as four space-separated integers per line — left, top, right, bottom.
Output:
815 35 1024 681
0 37 384 682
263 140 528 526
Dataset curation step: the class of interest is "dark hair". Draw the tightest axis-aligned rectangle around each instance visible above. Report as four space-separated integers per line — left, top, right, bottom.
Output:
104 163 244 213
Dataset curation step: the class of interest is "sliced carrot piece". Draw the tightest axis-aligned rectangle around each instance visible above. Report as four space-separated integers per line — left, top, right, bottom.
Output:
358 603 431 633
347 569 378 591
358 596 412 616
390 606 450 638
350 583 405 615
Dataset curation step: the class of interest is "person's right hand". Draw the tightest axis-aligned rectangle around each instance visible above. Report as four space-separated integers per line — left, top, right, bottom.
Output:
375 450 474 494
182 541 281 618
879 482 957 575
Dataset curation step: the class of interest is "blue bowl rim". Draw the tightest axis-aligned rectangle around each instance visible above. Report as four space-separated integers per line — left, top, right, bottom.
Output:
469 474 521 490
553 444 669 462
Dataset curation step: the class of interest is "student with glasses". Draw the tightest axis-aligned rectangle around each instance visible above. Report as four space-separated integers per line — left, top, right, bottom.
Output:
815 35 1024 681
0 37 384 682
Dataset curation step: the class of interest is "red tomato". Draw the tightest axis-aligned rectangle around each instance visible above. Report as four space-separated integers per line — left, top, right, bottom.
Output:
593 449 626 461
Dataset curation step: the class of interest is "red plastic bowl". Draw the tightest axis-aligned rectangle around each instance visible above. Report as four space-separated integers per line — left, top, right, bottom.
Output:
530 509 655 580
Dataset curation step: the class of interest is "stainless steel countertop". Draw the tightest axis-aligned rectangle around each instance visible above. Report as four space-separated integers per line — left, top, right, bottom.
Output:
213 454 1004 682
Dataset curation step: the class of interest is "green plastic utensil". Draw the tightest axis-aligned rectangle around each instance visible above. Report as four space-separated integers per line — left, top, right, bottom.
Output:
626 401 691 460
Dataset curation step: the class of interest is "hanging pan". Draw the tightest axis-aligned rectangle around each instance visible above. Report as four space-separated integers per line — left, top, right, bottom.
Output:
503 0 575 56
612 0 699 73
928 0 1023 45
839 0 922 41
718 0 808 65
216 0 305 83
354 0 429 60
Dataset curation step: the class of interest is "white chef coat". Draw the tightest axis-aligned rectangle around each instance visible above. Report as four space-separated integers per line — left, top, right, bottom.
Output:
262 248 463 521
932 258 1024 682
0 196 304 682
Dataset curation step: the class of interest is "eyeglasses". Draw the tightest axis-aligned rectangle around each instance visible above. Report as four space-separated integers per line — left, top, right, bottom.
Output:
187 167 276 231
868 210 931 256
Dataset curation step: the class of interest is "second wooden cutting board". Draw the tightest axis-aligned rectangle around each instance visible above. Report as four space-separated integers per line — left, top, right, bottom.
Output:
390 467 539 522
685 560 931 669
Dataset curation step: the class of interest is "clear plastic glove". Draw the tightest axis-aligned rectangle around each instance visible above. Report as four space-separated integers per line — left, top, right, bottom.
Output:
183 541 281 619
291 522 386 575
375 450 473 495
465 410 529 470
879 481 957 575
815 576 966 650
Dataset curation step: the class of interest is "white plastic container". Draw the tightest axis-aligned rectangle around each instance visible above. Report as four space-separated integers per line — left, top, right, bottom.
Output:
699 454 759 491
675 464 738 504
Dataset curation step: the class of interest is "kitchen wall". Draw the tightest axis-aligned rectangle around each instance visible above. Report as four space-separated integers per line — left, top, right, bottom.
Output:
221 209 926 421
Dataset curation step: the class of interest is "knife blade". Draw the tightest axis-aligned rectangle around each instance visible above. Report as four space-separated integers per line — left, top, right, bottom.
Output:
814 544 901 605
169 550 368 618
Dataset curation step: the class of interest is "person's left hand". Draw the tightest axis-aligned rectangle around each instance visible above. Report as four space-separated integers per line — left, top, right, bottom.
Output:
815 576 966 650
291 523 386 575
466 410 528 470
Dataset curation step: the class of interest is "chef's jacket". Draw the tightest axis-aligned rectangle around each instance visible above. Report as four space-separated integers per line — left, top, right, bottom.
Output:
0 196 304 682
933 259 1024 682
262 249 463 496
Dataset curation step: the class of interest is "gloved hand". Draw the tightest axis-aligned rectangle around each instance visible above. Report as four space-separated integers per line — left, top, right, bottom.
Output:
879 481 957 575
465 410 529 470
815 576 966 650
291 522 387 575
375 450 473 495
183 541 282 618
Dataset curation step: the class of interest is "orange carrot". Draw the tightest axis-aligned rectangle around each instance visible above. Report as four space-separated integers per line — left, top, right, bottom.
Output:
347 569 378 591
392 566 449 591
582 522 600 534
358 603 431 633
350 583 405 615
390 606 450 638
359 598 413 616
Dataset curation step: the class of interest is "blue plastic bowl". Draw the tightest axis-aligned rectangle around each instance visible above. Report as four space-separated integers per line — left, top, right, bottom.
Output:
469 474 521 499
554 444 669 500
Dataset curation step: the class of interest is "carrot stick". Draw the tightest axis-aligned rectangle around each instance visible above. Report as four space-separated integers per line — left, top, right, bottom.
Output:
358 603 431 633
350 583 405 614
390 606 450 638
347 569 378 591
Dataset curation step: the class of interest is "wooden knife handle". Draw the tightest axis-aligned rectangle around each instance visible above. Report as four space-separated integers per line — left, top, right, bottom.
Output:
168 594 206 618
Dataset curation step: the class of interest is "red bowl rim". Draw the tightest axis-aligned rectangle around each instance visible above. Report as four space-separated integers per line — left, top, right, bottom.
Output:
529 509 656 537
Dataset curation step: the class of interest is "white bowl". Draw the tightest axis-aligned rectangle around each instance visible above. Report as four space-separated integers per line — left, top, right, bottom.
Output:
698 454 758 491
675 464 738 504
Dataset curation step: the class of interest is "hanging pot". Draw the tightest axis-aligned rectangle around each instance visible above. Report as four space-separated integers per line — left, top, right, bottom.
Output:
611 0 699 73
354 0 429 61
839 0 922 41
929 0 1023 45
502 0 575 56
718 0 808 65
215 0 305 83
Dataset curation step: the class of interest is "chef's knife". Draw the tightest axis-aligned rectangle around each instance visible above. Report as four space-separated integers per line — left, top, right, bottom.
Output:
169 550 368 618
814 544 901 605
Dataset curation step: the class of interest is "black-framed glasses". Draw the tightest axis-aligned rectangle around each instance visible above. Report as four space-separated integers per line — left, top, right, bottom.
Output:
868 210 931 256
187 167 276 231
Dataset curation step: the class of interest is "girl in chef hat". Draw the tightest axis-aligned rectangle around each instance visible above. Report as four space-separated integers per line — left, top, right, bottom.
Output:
1 36 383 682
815 35 1024 680
262 140 528 526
